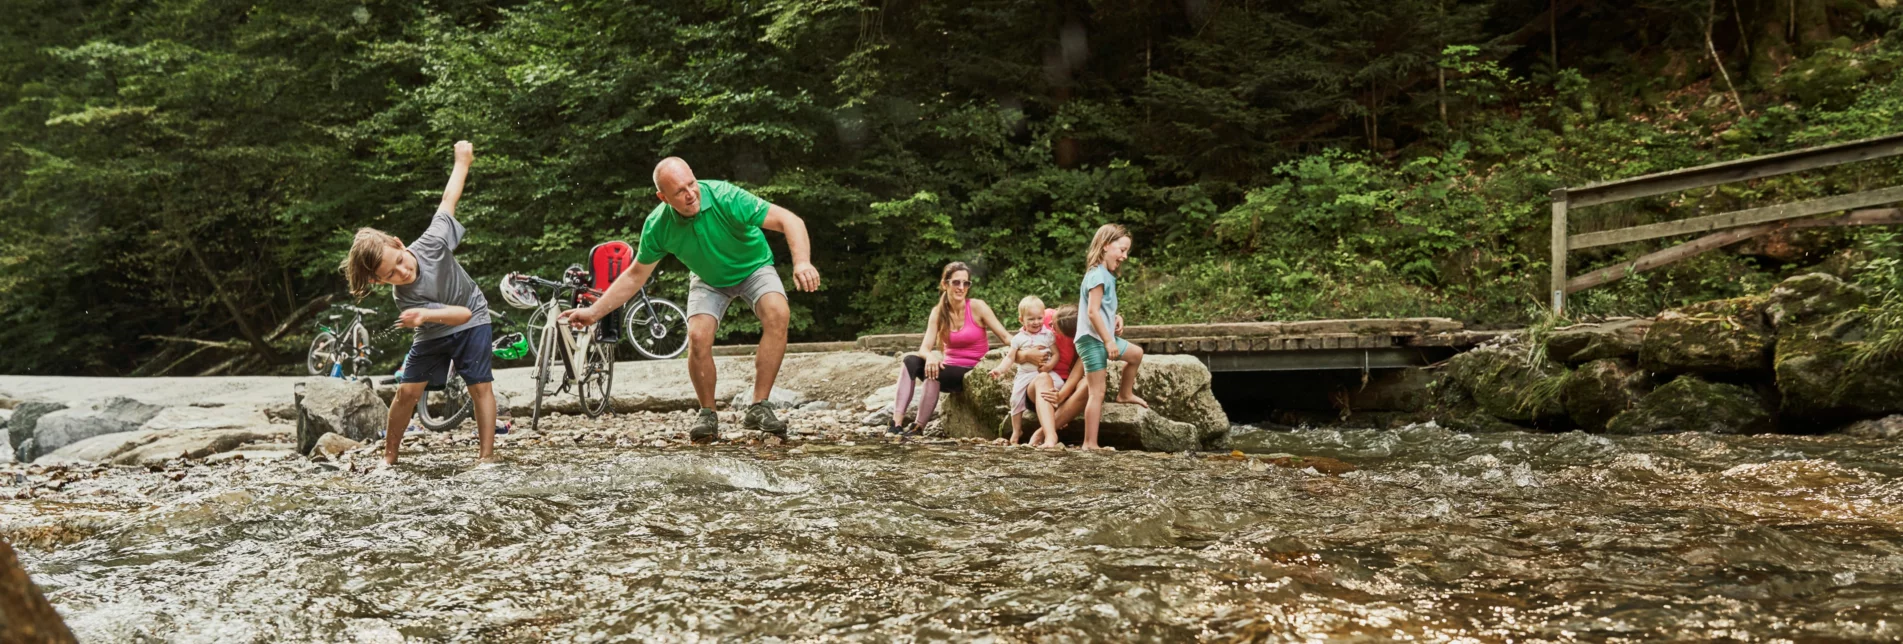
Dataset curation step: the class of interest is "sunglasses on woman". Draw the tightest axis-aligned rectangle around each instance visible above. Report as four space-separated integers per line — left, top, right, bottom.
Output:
948 279 973 288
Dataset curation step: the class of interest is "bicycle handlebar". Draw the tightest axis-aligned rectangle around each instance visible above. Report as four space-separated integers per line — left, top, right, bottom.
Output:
509 274 602 297
338 305 377 316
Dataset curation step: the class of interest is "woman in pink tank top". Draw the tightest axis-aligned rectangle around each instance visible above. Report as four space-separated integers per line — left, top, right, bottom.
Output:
890 261 1016 436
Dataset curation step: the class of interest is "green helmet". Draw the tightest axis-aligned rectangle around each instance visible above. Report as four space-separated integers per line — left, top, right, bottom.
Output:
493 332 529 361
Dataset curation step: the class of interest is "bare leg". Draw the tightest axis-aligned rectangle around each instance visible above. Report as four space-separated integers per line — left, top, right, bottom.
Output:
468 381 498 462
751 293 790 404
1030 375 1059 448
385 383 426 465
1006 412 1023 444
893 365 916 426
914 378 944 430
1083 370 1108 450
1052 385 1089 430
1115 343 1149 408
686 314 719 409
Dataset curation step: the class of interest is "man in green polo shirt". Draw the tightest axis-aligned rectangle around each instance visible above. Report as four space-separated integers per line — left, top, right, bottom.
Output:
561 157 820 442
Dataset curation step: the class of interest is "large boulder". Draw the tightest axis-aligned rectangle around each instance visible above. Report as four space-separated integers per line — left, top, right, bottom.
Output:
1764 273 1866 329
1560 358 1651 432
40 427 290 466
941 354 1229 450
1605 375 1774 435
24 397 163 461
1439 343 1565 424
296 379 388 455
140 405 271 432
1840 415 1903 439
1774 316 1903 427
1639 296 1774 374
1544 319 1651 364
7 401 66 460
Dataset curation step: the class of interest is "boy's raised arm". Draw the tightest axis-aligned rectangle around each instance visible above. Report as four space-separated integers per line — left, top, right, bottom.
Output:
438 141 474 215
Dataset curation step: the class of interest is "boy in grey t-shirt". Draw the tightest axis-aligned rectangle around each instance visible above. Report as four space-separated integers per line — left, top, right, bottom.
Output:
341 141 500 465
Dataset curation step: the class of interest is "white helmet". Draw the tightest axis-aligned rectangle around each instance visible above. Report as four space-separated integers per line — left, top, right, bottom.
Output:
499 273 539 310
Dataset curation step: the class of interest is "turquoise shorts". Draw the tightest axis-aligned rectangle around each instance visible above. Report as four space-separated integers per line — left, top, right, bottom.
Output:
1074 335 1129 373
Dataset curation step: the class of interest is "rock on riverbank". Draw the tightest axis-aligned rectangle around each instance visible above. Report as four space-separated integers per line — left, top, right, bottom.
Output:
939 354 1230 451
1439 273 1901 435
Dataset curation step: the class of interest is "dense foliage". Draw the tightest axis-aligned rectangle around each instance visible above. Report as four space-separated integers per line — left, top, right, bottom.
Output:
4 0 1903 375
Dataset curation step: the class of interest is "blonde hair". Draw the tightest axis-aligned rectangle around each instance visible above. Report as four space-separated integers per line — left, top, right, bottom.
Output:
1085 223 1130 273
1017 295 1046 318
340 227 401 299
931 261 972 349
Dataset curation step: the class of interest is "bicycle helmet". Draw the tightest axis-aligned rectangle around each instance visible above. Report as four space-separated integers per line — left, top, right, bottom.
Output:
499 273 539 310
492 332 530 360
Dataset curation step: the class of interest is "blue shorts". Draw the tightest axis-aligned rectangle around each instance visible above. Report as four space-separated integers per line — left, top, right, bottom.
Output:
400 324 494 389
1074 335 1129 373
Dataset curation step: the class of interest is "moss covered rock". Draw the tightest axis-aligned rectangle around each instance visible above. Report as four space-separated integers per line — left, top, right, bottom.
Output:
1765 273 1866 329
1639 296 1773 375
1605 375 1773 435
1774 316 1903 427
1440 342 1565 424
1560 358 1651 432
1544 319 1650 364
941 353 1229 450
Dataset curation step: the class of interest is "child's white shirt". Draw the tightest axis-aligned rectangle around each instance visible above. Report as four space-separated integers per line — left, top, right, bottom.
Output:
1011 326 1055 375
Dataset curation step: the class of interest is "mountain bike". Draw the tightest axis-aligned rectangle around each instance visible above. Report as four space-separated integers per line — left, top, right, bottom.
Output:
519 282 683 361
503 271 615 431
307 304 381 378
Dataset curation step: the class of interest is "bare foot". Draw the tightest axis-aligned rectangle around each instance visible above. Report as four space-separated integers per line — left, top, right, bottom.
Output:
1116 394 1150 409
478 454 503 465
1081 443 1114 451
992 438 1009 445
1038 441 1064 450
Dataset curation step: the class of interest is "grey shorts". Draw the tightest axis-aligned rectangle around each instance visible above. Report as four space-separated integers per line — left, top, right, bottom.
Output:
686 264 785 323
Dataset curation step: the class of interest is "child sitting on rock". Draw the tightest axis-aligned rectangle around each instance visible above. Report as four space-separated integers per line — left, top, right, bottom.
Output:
988 296 1058 445
340 140 501 466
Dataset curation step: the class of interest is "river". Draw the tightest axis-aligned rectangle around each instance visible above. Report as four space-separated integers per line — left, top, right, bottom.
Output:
7 417 1903 642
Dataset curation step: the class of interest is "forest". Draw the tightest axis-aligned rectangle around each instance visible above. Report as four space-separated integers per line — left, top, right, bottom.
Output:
3 0 1902 375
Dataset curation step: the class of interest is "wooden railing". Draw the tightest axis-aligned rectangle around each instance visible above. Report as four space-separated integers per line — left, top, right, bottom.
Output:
1550 133 1903 314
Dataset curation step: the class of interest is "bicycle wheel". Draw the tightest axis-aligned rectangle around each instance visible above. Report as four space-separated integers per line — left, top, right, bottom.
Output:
307 331 339 375
415 372 472 431
526 307 550 362
531 322 557 433
624 297 688 360
579 337 615 418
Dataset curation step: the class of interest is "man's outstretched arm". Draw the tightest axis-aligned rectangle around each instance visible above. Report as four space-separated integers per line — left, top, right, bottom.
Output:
761 205 819 292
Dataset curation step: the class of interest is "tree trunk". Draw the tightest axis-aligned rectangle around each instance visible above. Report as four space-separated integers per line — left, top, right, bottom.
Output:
1793 0 1829 46
187 243 279 363
1749 0 1792 84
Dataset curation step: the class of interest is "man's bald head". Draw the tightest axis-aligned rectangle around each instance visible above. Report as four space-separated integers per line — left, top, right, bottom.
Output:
653 157 702 216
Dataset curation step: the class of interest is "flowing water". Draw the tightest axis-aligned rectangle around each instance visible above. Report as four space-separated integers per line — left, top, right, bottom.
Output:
9 422 1903 642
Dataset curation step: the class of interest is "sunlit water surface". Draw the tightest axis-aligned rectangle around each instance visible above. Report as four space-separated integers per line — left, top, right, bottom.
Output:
13 423 1903 642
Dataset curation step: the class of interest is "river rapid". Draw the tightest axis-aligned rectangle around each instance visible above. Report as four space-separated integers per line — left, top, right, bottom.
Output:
6 415 1903 642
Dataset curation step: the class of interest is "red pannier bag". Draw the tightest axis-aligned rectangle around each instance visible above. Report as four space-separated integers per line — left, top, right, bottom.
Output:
581 241 634 305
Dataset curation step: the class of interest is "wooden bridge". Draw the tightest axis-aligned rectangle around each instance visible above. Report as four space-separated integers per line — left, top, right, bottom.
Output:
715 318 1506 372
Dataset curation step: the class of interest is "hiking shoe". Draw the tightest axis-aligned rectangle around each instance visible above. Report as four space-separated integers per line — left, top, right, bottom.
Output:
886 423 906 436
742 402 788 436
689 408 720 443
